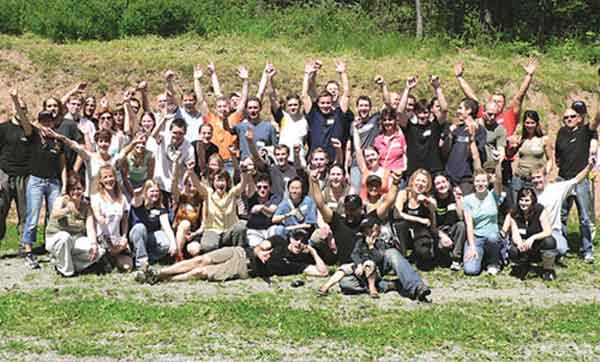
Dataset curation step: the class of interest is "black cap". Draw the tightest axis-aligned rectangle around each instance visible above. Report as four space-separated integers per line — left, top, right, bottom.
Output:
290 228 308 240
359 214 381 231
38 110 54 121
365 174 382 187
571 100 587 115
343 194 363 210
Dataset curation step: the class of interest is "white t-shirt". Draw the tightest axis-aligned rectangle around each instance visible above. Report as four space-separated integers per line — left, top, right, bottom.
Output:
177 108 203 143
278 111 308 163
84 155 121 196
537 179 577 231
154 130 194 193
90 193 130 244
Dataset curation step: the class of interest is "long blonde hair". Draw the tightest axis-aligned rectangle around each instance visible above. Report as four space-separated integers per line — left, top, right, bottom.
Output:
142 179 163 209
407 168 432 198
92 165 124 203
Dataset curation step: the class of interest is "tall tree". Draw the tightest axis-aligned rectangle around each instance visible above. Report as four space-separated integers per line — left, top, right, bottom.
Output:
415 0 423 38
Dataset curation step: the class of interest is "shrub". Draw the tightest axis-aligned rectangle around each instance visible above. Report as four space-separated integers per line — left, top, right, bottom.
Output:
0 0 25 35
120 0 197 37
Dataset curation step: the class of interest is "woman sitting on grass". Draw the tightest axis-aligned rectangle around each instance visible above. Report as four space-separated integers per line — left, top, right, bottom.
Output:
508 187 557 281
90 165 132 271
46 174 105 277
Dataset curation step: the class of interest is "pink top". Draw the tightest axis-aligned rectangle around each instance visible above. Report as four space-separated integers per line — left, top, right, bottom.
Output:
373 130 407 172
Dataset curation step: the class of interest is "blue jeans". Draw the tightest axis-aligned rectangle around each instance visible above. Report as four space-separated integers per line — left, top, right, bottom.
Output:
339 248 423 297
463 233 501 276
129 223 171 268
21 176 61 246
559 177 593 256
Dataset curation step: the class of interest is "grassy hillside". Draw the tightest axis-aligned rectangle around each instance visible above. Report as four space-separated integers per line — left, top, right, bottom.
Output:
0 33 598 134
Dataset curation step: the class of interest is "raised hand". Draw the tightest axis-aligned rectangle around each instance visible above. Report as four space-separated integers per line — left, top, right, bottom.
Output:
76 82 88 93
331 137 342 149
293 143 302 154
237 66 249 80
137 80 148 92
374 75 385 86
164 69 176 81
406 76 418 90
207 62 216 75
335 60 347 74
193 64 203 80
454 60 464 77
430 75 441 89
523 57 538 76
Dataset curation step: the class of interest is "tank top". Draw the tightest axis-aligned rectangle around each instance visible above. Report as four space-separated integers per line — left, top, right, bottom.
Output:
435 193 459 227
173 194 202 230
514 203 544 239
402 198 430 219
46 198 90 238
517 137 546 178
127 151 152 185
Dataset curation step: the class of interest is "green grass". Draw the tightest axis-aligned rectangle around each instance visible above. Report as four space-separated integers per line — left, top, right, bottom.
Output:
0 288 599 360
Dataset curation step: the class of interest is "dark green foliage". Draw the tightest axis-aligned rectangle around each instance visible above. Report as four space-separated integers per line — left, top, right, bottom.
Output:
0 0 598 62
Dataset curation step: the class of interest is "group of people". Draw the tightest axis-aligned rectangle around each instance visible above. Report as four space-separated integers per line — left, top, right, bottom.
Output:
0 57 598 301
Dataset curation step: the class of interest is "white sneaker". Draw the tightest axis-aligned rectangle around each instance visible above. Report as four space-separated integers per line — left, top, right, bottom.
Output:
486 265 499 276
450 261 462 271
584 254 596 264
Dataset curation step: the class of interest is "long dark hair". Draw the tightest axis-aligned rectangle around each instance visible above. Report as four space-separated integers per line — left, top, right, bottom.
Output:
511 187 538 222
520 110 544 139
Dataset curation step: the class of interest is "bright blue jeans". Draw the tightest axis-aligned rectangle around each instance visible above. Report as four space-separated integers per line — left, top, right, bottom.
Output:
21 176 61 246
463 233 501 276
559 177 593 256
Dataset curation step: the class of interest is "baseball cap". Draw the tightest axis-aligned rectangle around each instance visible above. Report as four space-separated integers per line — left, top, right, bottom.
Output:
366 174 382 187
571 100 587 115
343 194 363 210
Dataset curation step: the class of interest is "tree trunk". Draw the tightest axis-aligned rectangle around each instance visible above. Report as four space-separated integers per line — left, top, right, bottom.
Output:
415 0 423 39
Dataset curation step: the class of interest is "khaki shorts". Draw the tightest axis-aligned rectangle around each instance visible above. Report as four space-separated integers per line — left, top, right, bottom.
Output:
204 247 249 281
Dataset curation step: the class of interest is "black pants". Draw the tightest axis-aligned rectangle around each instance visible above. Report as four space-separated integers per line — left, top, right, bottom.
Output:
0 173 28 241
509 236 557 265
437 221 467 265
393 220 435 270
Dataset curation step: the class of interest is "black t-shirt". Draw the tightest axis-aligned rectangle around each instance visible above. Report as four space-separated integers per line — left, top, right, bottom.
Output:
0 120 31 177
247 192 282 230
435 193 459 227
262 235 313 276
131 205 168 233
306 103 351 160
403 118 445 178
56 117 84 171
29 129 64 179
514 203 544 239
445 123 486 184
329 211 360 263
555 125 597 179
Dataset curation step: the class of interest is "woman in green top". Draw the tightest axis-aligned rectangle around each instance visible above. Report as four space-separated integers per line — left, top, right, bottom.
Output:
45 174 105 277
121 130 155 196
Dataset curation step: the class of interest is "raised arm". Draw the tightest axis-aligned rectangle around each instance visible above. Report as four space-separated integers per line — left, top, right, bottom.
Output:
235 66 250 114
137 80 151 113
256 61 272 101
588 95 600 131
309 170 333 223
398 76 417 116
61 81 87 107
245 128 267 171
267 67 281 115
207 62 222 98
193 65 210 116
307 60 321 102
164 70 178 106
454 61 480 103
186 163 209 199
335 60 350 113
374 75 390 106
122 89 135 136
509 58 537 115
302 61 315 114
430 75 448 123
351 122 368 173
9 88 32 136
376 171 401 219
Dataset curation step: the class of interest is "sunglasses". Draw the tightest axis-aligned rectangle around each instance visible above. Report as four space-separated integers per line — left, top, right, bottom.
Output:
256 185 269 190
563 114 578 120
100 116 113 120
